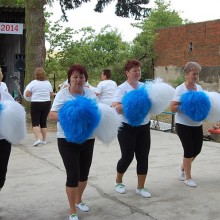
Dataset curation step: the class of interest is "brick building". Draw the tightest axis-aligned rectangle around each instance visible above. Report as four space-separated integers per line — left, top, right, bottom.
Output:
154 19 220 91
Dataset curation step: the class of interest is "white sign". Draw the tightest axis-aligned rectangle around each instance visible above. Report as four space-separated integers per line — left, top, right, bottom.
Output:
0 22 23 35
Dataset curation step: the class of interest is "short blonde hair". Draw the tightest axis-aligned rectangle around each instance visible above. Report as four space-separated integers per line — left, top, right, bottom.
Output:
34 67 46 81
183 62 202 74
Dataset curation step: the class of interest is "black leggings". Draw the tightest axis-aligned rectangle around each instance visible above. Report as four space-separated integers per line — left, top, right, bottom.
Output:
117 122 151 175
58 138 95 187
176 123 203 158
31 101 51 128
0 139 11 188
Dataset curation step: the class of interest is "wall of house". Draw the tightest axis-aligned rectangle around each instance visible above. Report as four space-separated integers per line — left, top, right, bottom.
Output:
154 20 220 91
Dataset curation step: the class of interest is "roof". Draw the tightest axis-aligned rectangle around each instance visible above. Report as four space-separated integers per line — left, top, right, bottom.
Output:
0 6 25 23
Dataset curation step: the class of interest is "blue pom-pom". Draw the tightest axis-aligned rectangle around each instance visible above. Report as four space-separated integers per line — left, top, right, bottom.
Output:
122 87 151 126
58 96 101 144
179 91 211 121
0 103 3 114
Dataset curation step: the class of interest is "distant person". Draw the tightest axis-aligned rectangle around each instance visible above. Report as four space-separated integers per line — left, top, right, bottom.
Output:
60 79 69 90
0 68 8 92
95 69 117 106
24 67 53 146
49 64 97 220
112 59 151 198
171 61 204 187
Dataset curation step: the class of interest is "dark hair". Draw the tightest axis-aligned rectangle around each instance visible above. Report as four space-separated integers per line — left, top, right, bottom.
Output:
35 67 46 81
102 69 111 79
67 64 88 84
124 59 142 75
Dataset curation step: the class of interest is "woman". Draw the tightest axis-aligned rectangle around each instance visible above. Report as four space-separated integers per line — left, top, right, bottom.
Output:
95 69 117 106
49 64 97 220
112 59 151 198
0 79 11 192
24 67 53 146
170 61 203 187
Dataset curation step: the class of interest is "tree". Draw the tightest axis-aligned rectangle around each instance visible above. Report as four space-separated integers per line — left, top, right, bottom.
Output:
3 0 151 83
131 0 184 80
59 0 150 21
47 24 131 85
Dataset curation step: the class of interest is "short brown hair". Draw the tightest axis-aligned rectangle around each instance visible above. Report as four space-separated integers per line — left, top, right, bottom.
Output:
35 68 46 81
124 59 142 75
102 69 112 79
67 64 88 84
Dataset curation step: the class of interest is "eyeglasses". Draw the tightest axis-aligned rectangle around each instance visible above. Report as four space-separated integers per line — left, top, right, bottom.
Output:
192 72 199 76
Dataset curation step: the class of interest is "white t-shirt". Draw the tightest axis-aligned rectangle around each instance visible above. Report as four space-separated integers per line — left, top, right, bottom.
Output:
113 81 150 125
172 83 203 126
0 87 14 140
0 81 8 92
25 80 53 102
95 80 117 106
51 87 98 138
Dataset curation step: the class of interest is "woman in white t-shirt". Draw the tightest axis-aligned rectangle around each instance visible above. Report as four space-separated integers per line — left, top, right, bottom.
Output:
95 69 117 106
49 64 97 220
112 59 151 198
171 62 203 188
24 68 53 146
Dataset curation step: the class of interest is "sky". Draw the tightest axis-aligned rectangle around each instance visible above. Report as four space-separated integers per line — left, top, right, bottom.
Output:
47 0 220 42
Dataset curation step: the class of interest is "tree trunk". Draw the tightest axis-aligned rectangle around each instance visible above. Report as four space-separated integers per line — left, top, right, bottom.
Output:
25 0 46 83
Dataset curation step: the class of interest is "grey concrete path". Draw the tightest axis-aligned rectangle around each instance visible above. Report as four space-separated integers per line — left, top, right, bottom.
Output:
0 130 220 220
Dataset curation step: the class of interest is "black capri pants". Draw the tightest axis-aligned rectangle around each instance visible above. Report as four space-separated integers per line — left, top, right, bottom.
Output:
31 101 51 128
0 139 11 188
117 122 151 175
176 123 203 158
58 138 95 187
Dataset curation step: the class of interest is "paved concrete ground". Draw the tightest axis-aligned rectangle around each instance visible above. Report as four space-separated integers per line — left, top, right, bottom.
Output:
0 130 220 220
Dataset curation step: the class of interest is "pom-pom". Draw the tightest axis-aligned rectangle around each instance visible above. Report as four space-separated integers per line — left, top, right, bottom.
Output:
0 102 3 113
0 101 26 144
122 87 151 126
179 91 211 121
145 78 175 115
58 96 101 144
205 91 220 122
94 103 122 145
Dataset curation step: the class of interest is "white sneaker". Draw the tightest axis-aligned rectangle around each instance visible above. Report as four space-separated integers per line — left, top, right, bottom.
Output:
41 141 47 145
69 214 78 220
178 166 185 181
115 183 126 194
33 140 41 146
184 179 197 187
75 202 89 212
136 188 151 198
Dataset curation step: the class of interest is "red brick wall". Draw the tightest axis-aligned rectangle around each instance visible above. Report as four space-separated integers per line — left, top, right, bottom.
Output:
154 20 220 67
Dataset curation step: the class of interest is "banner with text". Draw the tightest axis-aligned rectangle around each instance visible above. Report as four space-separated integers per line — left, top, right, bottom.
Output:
0 23 23 35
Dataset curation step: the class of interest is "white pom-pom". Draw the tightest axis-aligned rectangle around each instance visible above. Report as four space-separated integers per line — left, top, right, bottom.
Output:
205 91 220 122
94 103 122 145
0 100 26 144
145 78 175 115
